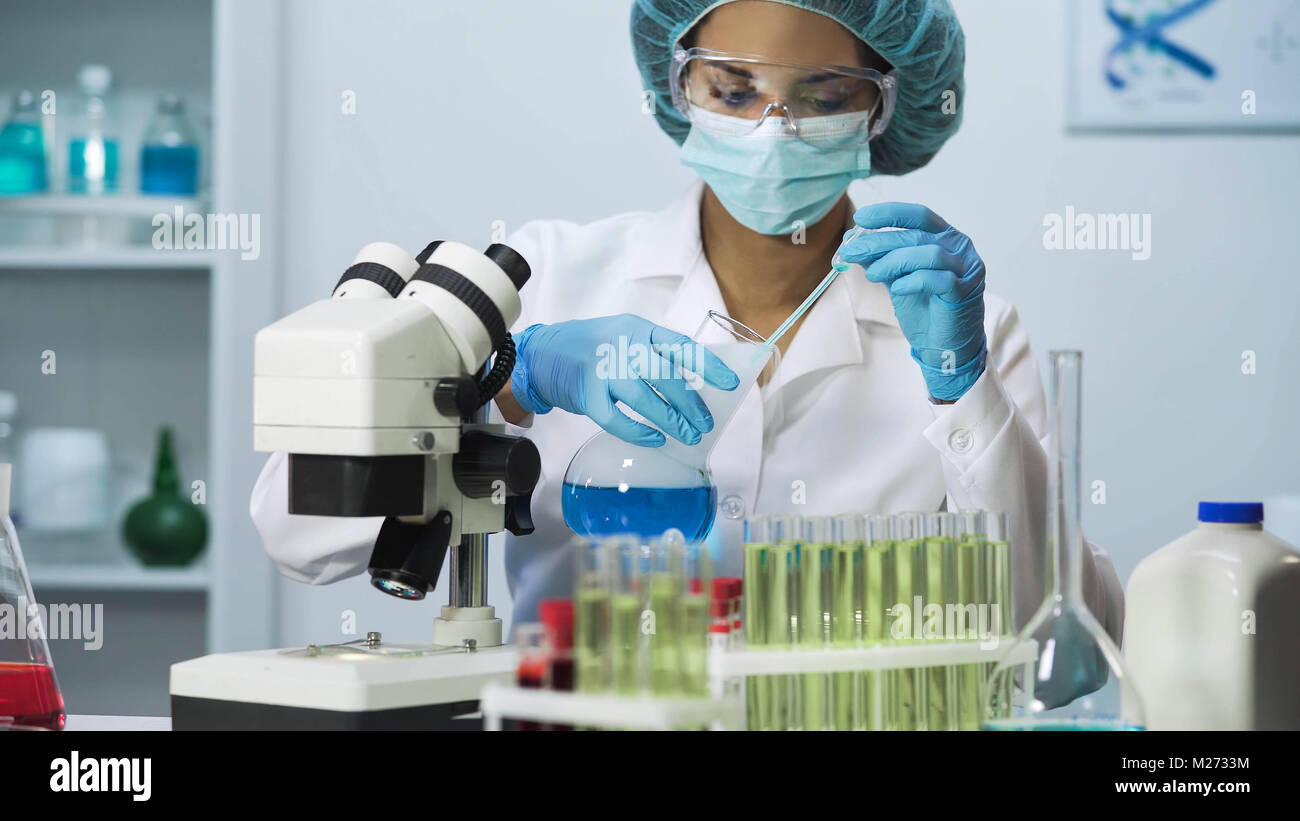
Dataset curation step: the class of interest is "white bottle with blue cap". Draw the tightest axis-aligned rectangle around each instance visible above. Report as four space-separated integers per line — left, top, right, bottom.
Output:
1124 502 1300 730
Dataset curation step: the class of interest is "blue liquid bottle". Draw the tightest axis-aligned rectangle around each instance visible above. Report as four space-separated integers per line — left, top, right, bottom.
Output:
67 65 119 194
0 91 48 196
140 95 200 196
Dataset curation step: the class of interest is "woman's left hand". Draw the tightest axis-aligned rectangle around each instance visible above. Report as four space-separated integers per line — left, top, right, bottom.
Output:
837 202 987 402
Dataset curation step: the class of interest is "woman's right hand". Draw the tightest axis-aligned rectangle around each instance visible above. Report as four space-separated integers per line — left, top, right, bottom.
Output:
505 314 739 447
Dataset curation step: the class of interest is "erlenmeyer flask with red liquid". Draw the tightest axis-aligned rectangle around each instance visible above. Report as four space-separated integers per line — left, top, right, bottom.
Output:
0 463 66 731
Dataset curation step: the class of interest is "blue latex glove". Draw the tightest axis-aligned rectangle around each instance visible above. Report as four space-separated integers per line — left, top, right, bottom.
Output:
510 315 740 447
837 203 988 401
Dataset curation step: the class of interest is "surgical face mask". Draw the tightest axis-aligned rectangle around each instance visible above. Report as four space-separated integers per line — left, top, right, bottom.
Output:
679 105 873 236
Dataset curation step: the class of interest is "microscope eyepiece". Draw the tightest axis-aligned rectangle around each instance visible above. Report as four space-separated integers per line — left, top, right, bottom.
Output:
484 243 531 290
331 242 420 299
399 241 528 376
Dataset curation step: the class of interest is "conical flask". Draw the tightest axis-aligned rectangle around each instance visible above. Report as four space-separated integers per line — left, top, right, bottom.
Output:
0 464 67 731
982 351 1145 730
562 311 779 546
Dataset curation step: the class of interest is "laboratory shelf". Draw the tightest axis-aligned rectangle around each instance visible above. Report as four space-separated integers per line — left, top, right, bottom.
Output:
0 246 218 269
480 682 741 731
0 194 208 219
711 638 1038 677
0 0 273 715
27 562 211 592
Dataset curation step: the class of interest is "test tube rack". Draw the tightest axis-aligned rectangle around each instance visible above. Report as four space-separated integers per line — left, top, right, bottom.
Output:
479 638 1036 731
480 682 741 731
714 637 1036 678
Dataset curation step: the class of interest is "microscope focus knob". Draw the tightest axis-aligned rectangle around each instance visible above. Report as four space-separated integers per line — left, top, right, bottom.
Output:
452 432 540 499
504 494 534 536
434 377 479 419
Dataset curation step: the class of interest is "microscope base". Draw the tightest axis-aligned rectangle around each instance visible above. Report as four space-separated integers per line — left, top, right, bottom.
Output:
169 643 516 730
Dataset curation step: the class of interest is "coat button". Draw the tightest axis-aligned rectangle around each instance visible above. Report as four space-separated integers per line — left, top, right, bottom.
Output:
948 428 974 454
719 494 746 519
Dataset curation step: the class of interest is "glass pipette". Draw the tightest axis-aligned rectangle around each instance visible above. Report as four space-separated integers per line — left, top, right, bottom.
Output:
763 225 869 351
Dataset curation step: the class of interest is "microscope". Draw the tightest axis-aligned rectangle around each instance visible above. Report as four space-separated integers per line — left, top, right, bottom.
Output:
170 239 540 729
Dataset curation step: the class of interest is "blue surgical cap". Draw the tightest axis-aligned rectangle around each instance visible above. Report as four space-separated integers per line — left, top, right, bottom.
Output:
630 0 965 176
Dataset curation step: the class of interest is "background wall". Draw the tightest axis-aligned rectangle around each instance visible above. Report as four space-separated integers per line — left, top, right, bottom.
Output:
268 0 1299 646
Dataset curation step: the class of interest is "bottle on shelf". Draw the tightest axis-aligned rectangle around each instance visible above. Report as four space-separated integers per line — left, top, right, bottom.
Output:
140 95 200 196
121 427 207 566
0 91 48 196
67 64 119 195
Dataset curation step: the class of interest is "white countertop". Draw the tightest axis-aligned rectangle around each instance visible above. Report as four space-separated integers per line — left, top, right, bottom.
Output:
64 714 172 731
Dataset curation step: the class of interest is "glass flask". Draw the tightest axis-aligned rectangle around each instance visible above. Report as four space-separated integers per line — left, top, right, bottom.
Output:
0 91 48 196
139 94 201 196
122 427 208 565
67 65 119 194
0 464 67 731
561 310 780 546
982 351 1145 730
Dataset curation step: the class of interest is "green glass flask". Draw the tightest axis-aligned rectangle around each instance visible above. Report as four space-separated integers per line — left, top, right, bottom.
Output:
122 428 206 565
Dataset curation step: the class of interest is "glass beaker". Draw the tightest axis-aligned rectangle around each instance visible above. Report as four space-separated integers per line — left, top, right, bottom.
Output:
982 351 1145 730
561 310 780 546
0 464 67 731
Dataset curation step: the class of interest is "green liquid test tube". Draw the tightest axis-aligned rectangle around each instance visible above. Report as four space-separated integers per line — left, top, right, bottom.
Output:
799 516 834 731
768 514 801 731
924 512 959 731
611 536 647 696
611 592 642 695
891 512 928 731
831 514 865 730
681 541 712 698
574 538 612 694
743 518 771 730
863 514 895 730
648 533 684 696
955 511 988 730
985 512 1014 722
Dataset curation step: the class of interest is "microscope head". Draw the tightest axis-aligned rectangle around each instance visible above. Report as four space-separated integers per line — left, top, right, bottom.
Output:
253 240 540 599
255 240 529 453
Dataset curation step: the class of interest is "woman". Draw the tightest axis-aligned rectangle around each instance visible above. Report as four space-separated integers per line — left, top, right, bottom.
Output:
252 0 1124 654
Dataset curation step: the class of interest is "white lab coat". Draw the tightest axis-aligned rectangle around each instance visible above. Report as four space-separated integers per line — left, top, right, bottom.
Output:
251 182 1124 643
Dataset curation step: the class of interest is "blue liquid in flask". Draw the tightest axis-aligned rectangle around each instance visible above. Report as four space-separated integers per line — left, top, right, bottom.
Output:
67 137 119 193
141 144 199 195
0 121 46 195
562 483 717 545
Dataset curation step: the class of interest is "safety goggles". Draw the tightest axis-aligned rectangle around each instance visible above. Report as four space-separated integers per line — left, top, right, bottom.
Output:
670 47 898 148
